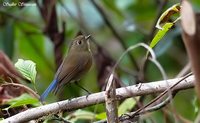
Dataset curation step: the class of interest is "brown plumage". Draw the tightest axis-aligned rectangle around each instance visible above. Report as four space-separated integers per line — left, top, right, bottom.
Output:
40 35 92 101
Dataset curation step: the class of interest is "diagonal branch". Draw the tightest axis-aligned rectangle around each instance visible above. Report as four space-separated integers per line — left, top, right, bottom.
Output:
90 0 139 70
105 74 118 123
36 0 65 68
3 75 194 123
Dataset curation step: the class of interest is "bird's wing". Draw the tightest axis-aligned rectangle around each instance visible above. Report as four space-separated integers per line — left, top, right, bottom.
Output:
53 53 90 94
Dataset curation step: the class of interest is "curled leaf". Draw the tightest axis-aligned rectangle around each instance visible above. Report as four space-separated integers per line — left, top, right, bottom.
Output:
156 3 180 29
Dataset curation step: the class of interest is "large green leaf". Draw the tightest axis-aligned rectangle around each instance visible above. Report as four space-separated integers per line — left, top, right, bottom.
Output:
4 93 40 110
15 59 37 84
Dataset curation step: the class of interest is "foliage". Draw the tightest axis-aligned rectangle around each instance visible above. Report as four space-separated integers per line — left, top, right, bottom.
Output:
0 0 200 122
4 93 40 110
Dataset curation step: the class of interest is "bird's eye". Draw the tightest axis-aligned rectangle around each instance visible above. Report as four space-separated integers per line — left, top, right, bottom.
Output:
77 40 82 45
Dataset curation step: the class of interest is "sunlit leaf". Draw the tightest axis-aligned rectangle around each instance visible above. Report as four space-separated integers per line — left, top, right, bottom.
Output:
118 98 137 115
95 112 107 120
15 59 37 84
150 22 174 49
4 93 40 110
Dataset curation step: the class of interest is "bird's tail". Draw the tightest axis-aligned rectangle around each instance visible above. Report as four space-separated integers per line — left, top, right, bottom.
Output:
40 79 58 102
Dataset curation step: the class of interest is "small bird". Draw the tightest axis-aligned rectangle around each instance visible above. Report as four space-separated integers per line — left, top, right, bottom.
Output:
40 35 92 102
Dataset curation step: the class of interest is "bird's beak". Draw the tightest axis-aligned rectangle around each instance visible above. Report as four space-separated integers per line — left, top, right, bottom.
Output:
85 35 91 52
85 35 91 40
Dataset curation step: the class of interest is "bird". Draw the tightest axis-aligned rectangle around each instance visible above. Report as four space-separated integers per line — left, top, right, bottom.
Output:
40 35 92 102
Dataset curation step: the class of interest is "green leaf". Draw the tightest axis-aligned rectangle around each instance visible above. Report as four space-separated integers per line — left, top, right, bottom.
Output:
118 98 137 115
150 22 174 49
4 93 40 110
95 112 107 120
15 59 37 84
66 109 96 122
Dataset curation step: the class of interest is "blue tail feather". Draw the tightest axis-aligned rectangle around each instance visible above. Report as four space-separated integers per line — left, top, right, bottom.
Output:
40 79 58 102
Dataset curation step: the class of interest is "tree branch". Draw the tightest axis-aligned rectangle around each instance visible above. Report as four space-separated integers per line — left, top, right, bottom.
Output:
105 74 118 123
181 0 200 99
4 75 194 123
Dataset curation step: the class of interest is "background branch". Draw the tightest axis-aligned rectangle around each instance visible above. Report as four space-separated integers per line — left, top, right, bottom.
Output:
90 0 139 70
36 0 65 68
105 74 118 123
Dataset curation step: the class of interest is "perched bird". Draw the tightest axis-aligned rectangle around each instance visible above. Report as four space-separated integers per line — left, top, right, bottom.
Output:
40 35 92 102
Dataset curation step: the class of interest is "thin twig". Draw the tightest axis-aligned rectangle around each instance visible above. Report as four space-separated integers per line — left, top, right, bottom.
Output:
126 73 193 117
105 74 118 123
1 83 40 99
140 0 168 82
95 74 193 123
176 62 191 78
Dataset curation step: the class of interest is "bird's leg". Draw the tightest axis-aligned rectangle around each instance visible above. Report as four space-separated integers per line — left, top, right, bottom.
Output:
74 81 91 95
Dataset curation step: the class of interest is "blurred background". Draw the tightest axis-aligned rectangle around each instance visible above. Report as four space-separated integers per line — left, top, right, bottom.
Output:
0 0 200 122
